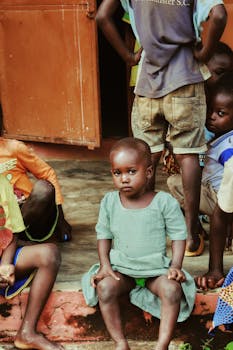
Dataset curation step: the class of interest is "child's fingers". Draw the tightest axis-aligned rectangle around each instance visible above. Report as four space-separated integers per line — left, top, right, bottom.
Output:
0 281 8 288
215 277 225 288
90 275 98 288
8 274 15 286
109 270 120 281
168 269 186 282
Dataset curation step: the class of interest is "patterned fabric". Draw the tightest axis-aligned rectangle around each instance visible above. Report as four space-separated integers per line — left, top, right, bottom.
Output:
162 149 180 176
0 206 13 256
211 267 233 332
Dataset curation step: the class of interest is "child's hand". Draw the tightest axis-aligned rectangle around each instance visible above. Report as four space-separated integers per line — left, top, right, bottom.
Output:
193 42 211 63
0 264 15 289
127 47 143 67
168 267 186 283
91 266 120 288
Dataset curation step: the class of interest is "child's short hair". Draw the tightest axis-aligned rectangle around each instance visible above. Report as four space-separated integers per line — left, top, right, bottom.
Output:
212 72 233 96
214 41 233 59
110 137 152 166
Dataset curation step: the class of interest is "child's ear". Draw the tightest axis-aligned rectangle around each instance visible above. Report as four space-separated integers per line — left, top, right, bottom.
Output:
146 165 154 179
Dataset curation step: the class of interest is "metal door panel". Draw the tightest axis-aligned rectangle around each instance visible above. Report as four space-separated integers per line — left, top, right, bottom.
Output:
0 0 100 148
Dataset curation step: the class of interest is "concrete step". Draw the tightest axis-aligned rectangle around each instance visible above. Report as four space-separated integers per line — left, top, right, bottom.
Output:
0 283 232 349
0 341 187 350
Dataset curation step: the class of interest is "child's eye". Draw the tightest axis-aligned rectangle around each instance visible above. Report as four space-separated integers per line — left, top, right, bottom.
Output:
112 170 121 176
218 110 225 117
214 69 225 76
128 169 136 175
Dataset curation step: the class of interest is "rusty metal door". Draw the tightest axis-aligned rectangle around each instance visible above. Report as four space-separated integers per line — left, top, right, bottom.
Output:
0 0 100 149
221 0 233 47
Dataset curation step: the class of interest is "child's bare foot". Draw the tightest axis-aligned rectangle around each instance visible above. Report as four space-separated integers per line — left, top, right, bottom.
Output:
154 341 169 350
14 332 64 350
225 236 232 253
115 339 130 350
185 234 204 257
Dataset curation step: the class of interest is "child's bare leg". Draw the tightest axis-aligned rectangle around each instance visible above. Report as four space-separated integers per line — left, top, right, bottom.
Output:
21 180 55 227
146 275 182 350
149 152 163 190
97 273 135 350
176 154 202 252
13 243 63 350
225 217 233 251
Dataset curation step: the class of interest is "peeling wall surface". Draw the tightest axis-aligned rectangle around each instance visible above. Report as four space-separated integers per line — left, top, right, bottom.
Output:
0 290 232 349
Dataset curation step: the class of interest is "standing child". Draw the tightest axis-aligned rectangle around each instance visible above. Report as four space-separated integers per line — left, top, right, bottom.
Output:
82 138 196 350
167 41 233 254
96 0 227 256
0 168 63 350
195 72 233 290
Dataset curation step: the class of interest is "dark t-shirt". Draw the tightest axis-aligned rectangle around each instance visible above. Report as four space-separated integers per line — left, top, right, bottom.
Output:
132 0 205 98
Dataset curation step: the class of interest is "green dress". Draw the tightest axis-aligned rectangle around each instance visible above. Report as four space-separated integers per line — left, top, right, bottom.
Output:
82 191 196 322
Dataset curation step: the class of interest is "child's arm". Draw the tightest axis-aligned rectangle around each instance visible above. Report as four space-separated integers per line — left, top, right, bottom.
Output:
194 4 227 63
0 235 17 288
96 0 142 66
91 239 120 287
168 240 186 283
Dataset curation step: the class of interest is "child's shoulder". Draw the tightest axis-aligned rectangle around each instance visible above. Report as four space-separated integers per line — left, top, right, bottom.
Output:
151 190 180 208
155 190 175 200
1 137 24 151
101 191 119 205
211 130 233 148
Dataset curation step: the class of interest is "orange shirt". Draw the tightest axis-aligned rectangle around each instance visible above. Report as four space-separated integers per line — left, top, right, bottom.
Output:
0 138 63 204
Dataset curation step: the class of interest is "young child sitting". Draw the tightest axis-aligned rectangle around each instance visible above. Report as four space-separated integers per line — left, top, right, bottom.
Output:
0 169 63 350
82 137 196 350
195 72 233 290
0 105 71 243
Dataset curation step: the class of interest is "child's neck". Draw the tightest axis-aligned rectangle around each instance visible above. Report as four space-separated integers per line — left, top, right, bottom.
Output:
214 130 231 139
120 190 156 209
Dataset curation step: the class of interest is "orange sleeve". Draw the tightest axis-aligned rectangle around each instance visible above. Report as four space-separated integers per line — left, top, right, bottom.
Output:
16 142 63 204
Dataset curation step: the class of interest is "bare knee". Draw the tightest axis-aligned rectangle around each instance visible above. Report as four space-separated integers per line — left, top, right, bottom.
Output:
37 243 61 269
32 180 55 203
97 279 118 303
175 154 199 170
160 280 182 304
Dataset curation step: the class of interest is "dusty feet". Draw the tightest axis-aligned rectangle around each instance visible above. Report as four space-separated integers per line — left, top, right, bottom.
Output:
14 332 64 350
154 341 169 350
195 271 225 290
185 234 204 257
115 339 131 350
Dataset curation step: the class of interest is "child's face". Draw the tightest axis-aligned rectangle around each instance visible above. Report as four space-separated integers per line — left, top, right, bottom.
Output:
207 53 233 88
110 149 152 198
206 92 233 136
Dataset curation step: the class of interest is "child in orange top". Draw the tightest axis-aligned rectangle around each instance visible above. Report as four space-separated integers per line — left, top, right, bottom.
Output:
0 172 63 350
0 106 71 242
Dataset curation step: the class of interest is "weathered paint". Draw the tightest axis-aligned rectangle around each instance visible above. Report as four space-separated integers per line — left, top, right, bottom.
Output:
0 0 101 148
0 289 232 347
